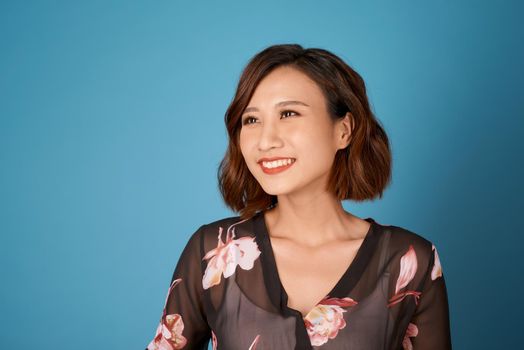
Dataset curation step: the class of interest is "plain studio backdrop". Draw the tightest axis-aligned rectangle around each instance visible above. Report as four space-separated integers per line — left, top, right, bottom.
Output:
1 0 522 349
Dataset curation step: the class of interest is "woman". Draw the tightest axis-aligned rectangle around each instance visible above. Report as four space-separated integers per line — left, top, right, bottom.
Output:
146 44 452 350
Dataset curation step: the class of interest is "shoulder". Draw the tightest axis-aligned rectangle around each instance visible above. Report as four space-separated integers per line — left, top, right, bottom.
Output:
195 214 256 242
203 215 245 230
378 223 446 304
382 222 438 269
387 223 433 250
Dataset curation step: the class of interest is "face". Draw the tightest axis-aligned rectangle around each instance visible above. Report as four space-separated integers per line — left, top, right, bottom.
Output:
239 65 351 198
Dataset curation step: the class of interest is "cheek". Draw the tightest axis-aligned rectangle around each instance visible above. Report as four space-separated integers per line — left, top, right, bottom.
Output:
291 128 336 169
238 131 257 169
238 131 250 155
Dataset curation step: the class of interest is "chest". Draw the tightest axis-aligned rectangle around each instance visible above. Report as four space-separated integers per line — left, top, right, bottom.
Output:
269 238 364 318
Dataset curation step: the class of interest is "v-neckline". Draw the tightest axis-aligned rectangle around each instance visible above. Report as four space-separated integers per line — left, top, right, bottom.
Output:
253 209 380 319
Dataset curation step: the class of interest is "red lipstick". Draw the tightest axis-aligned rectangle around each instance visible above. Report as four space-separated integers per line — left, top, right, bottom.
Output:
258 157 296 175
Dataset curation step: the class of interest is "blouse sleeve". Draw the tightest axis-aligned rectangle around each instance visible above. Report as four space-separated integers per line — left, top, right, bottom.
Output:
404 243 452 349
146 224 211 350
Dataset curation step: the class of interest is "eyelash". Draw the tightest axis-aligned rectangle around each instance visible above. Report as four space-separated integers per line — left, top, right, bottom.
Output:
242 110 299 125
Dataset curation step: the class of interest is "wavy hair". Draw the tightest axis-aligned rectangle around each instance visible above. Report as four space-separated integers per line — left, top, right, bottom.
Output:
217 44 392 220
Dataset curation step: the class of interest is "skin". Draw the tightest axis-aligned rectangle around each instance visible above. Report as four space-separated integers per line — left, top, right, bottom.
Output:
239 65 372 317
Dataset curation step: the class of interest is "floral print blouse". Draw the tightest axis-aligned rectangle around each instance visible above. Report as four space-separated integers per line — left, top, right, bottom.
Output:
146 209 452 349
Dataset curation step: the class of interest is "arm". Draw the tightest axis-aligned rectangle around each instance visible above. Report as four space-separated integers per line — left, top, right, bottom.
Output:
403 244 452 350
146 225 211 350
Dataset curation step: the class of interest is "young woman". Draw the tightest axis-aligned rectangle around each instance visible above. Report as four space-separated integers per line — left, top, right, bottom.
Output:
146 44 452 350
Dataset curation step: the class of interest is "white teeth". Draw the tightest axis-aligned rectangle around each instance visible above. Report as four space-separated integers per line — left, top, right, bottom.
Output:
262 158 295 169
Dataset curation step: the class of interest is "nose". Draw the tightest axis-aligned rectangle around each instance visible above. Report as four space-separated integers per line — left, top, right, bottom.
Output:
257 120 283 152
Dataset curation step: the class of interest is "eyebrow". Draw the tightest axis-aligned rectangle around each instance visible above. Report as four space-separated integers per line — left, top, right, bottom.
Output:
242 100 310 114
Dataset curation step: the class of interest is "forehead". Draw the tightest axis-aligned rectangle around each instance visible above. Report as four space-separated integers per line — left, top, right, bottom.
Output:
248 66 325 107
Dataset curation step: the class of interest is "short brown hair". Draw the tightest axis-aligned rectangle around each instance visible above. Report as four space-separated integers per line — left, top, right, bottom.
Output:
217 44 392 220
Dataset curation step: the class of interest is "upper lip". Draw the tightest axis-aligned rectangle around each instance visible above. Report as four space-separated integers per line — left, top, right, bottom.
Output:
257 157 296 163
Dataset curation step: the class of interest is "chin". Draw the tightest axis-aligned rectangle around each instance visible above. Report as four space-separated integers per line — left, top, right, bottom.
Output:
259 183 294 196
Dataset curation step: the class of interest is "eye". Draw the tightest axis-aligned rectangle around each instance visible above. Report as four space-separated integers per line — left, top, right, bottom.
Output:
241 110 299 126
242 116 257 125
281 110 299 119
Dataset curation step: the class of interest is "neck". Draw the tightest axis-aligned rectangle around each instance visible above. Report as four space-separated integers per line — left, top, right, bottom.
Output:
264 193 364 247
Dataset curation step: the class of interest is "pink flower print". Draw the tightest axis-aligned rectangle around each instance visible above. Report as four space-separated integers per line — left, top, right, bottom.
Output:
303 296 358 347
248 334 261 350
388 245 422 307
211 330 218 350
402 322 418 350
431 244 442 280
395 245 418 292
147 278 188 350
202 218 261 290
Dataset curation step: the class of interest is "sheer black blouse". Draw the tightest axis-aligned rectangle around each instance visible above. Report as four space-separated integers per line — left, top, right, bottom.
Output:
146 210 452 349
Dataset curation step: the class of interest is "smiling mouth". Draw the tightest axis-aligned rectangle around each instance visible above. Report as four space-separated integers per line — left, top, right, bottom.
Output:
259 158 296 174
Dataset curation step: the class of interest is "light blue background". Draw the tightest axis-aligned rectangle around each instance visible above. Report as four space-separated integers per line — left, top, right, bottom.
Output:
1 1 522 349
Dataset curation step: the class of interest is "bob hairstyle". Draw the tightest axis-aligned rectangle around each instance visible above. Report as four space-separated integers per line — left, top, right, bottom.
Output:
217 44 392 220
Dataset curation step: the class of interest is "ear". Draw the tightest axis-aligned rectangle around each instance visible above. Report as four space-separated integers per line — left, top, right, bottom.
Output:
336 112 353 150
